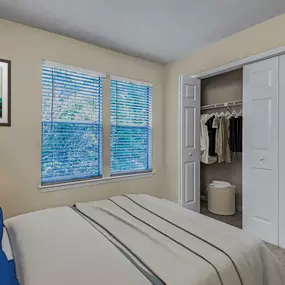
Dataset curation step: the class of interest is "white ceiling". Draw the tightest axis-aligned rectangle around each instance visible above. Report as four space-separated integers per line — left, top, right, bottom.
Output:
0 0 285 64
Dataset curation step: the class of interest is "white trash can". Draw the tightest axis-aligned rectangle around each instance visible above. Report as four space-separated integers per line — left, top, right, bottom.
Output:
207 183 236 216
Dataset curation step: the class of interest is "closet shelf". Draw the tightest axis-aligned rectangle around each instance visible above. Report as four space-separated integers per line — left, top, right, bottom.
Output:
201 100 242 110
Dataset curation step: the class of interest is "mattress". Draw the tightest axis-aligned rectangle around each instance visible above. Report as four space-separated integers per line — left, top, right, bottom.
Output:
4 194 285 285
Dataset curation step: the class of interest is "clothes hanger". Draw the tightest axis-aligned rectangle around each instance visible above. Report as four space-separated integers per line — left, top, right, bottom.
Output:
228 110 237 119
226 108 232 119
226 110 232 119
235 109 242 118
225 111 231 117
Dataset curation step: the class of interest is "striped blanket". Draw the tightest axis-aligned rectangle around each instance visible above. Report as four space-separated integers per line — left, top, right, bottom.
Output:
75 195 285 285
5 194 285 285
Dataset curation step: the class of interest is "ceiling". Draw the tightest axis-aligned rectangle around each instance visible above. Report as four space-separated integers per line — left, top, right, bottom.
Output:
0 0 285 64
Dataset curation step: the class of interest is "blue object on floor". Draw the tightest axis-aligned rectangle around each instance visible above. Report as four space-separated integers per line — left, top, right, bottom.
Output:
0 249 11 285
0 208 20 285
8 260 19 285
0 208 3 241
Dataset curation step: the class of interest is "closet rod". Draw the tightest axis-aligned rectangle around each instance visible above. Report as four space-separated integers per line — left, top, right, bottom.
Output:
201 100 242 110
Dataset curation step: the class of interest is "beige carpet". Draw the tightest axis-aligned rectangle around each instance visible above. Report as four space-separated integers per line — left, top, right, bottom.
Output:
200 205 285 266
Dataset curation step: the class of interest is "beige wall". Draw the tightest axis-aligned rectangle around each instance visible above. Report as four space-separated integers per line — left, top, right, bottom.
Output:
2 12 285 218
201 70 243 211
164 13 285 202
0 19 165 218
201 69 242 105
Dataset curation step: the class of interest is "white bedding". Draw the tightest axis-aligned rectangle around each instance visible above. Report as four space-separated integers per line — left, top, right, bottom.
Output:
4 194 285 285
5 206 151 285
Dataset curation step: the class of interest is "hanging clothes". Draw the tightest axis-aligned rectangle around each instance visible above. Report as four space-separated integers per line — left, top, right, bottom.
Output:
200 114 209 163
229 118 237 153
221 116 232 163
237 116 243 152
200 114 217 164
217 116 223 162
205 116 217 156
212 116 219 154
201 111 242 164
229 116 243 154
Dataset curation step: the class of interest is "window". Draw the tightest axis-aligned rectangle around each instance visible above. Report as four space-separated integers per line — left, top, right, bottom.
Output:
41 61 153 188
41 61 103 184
111 77 152 175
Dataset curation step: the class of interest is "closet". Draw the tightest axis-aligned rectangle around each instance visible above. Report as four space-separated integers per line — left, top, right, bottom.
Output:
179 54 285 247
200 70 243 215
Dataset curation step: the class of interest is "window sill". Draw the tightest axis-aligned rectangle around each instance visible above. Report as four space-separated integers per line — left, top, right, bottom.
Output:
39 172 155 193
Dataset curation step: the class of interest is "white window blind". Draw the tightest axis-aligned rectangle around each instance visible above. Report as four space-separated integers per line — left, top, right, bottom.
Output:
42 63 103 184
111 77 152 175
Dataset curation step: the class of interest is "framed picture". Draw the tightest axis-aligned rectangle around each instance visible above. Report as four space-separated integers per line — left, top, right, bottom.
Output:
0 59 11 126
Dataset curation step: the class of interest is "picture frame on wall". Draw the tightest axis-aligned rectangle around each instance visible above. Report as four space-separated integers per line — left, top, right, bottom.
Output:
0 59 11 126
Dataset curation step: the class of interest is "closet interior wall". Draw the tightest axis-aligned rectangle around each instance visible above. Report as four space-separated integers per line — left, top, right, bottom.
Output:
201 69 243 211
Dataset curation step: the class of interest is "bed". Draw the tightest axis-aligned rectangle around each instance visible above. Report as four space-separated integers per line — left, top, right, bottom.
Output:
3 194 285 285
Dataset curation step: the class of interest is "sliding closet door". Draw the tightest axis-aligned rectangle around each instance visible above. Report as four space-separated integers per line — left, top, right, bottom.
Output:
243 57 279 245
179 76 201 212
279 55 285 248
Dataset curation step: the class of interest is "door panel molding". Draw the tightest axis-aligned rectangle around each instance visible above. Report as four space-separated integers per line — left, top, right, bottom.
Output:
178 76 201 212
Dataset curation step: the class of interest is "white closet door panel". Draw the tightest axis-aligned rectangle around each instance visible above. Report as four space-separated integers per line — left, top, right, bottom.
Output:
243 57 279 245
279 55 285 248
179 76 201 212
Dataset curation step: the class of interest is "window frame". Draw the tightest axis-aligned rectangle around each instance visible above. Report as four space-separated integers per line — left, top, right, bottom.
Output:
39 61 154 191
110 75 153 176
41 61 105 186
